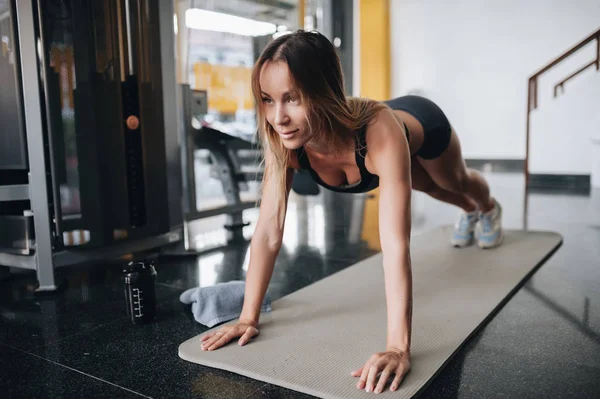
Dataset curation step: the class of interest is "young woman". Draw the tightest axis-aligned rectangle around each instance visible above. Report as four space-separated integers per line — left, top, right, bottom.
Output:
199 30 503 394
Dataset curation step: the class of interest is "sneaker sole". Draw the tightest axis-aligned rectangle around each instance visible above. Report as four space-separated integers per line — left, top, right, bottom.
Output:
451 237 474 248
477 233 503 249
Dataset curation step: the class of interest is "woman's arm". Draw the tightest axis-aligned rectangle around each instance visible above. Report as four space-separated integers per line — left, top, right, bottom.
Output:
201 150 294 351
366 108 413 354
239 150 295 326
352 108 413 393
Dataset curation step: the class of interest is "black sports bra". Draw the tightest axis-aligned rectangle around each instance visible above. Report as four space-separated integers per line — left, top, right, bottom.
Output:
295 122 410 194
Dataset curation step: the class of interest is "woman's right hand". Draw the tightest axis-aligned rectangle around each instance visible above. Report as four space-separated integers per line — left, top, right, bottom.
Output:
200 321 259 351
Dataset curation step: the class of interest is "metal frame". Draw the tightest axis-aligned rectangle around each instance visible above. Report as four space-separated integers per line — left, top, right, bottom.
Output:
158 0 184 233
0 0 183 292
180 84 262 250
14 0 56 291
525 28 600 185
35 0 64 244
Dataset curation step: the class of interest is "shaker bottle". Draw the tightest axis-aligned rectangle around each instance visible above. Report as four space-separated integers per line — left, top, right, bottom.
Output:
123 260 157 324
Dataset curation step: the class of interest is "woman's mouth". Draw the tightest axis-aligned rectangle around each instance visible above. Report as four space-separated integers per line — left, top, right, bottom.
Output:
278 129 298 139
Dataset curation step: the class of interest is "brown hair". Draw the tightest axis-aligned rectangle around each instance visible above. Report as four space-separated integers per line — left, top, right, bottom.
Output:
251 30 387 224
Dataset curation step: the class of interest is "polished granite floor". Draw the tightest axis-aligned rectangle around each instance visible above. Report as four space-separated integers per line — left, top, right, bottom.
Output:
1 171 599 398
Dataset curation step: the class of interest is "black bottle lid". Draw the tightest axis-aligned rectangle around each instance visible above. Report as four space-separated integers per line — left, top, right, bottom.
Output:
123 261 157 280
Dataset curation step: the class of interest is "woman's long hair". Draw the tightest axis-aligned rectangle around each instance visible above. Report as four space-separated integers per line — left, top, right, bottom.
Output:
251 30 387 225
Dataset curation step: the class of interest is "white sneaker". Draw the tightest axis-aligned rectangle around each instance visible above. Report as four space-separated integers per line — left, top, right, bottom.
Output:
451 209 479 247
476 198 503 249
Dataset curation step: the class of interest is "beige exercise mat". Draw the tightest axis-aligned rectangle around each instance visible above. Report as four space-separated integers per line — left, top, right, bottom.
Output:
179 226 562 398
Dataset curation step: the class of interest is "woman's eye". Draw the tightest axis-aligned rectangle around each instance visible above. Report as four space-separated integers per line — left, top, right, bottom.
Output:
262 98 272 104
288 97 298 103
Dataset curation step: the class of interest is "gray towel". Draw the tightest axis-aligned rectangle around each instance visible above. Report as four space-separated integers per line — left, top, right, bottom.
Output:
180 280 272 327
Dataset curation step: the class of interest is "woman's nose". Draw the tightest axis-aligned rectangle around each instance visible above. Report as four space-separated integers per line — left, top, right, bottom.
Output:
274 105 289 125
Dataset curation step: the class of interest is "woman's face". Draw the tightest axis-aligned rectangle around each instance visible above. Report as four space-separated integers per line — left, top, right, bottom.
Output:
259 61 312 149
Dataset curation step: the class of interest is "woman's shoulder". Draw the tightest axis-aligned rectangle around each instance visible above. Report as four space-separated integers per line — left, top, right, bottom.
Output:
364 106 404 142
363 107 408 162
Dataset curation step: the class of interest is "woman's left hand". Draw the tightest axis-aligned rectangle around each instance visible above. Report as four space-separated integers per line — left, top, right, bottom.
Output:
351 348 411 394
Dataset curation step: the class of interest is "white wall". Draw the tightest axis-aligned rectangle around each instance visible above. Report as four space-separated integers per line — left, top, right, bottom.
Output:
389 0 600 164
530 71 600 174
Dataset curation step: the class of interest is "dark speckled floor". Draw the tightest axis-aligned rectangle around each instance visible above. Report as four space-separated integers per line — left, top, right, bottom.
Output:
1 172 600 398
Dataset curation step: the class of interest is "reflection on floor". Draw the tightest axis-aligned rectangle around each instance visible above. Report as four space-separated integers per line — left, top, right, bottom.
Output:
1 171 599 398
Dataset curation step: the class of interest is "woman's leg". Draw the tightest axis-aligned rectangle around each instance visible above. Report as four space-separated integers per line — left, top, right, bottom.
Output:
410 158 477 212
417 129 503 248
417 128 495 212
411 157 482 247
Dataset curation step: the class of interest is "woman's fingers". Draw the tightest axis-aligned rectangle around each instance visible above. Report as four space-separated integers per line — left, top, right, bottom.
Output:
389 371 405 392
365 362 382 393
238 326 259 346
201 323 261 351
201 330 227 350
357 360 372 389
200 335 216 350
374 366 394 394
350 366 363 377
200 334 211 342
206 331 234 351
200 333 215 349
389 363 410 392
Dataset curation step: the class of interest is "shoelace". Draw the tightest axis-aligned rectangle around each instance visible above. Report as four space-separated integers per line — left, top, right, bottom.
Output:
479 214 494 234
458 214 476 231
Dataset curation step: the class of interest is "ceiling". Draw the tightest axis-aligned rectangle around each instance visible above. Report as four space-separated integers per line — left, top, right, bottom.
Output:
180 0 299 27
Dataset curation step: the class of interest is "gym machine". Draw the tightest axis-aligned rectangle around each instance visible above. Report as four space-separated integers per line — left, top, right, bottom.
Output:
0 0 182 291
177 85 265 249
175 84 326 254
